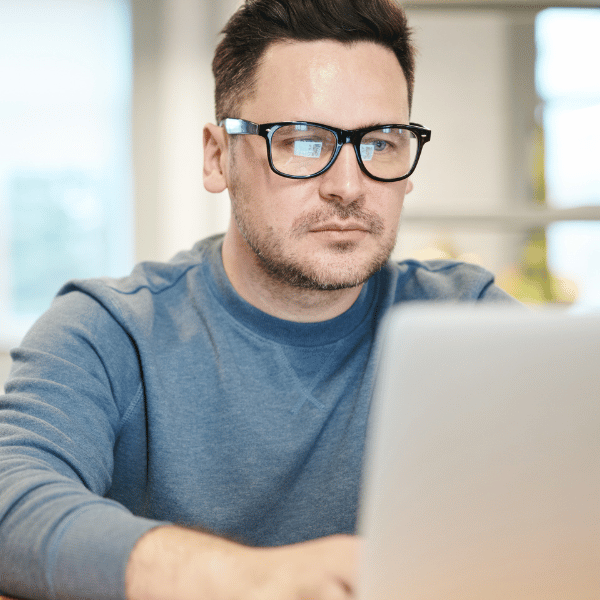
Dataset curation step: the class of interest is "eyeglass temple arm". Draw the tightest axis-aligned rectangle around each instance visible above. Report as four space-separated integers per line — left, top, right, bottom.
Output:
220 118 259 135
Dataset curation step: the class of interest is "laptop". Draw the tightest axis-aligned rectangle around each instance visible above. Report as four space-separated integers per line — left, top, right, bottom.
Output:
357 305 600 600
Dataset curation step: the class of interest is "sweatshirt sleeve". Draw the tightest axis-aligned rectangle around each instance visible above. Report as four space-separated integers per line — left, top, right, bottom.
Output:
0 288 163 600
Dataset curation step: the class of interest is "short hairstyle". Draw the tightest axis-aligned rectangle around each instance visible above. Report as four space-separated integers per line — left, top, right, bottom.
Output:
212 0 416 123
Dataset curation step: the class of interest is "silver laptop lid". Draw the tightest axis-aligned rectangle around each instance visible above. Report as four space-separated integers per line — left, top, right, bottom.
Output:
358 305 600 600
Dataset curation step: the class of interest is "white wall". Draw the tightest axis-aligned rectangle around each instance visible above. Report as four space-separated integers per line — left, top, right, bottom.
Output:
132 0 239 264
404 10 511 214
395 8 536 273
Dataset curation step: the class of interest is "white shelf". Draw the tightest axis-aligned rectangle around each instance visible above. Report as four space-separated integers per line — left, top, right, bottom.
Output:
402 205 600 228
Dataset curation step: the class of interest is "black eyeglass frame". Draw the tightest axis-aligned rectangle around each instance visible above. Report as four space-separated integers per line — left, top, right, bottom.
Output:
220 118 431 182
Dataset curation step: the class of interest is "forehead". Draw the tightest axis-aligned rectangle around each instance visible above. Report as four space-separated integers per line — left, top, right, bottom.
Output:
242 40 409 128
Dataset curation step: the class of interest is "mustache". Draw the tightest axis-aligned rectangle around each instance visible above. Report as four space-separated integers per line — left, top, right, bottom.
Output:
292 203 385 235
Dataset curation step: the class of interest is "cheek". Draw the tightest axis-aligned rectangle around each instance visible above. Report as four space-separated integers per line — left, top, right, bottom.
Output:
230 163 312 231
230 138 272 185
261 180 322 229
372 184 406 223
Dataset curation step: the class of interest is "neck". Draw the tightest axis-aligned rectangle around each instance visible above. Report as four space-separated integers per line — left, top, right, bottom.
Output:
221 228 363 323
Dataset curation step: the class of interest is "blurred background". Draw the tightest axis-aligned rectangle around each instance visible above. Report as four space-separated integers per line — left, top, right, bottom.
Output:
1 0 600 386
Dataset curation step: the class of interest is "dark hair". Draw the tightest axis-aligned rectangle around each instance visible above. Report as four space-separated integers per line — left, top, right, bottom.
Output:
212 0 415 123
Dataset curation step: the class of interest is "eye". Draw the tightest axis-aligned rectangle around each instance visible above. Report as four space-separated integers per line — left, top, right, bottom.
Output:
273 127 329 148
372 140 389 151
360 138 394 161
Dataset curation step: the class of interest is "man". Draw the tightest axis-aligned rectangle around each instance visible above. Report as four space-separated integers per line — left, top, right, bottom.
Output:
0 1 518 599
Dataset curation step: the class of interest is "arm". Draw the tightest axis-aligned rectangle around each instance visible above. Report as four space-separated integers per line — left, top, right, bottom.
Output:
0 290 161 600
1 288 359 600
126 526 358 600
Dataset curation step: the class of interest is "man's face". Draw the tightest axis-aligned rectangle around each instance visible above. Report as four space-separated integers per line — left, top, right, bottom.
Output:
225 40 412 290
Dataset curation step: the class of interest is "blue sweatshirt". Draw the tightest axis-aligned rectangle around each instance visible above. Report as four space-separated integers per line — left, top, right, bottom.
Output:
0 234 517 600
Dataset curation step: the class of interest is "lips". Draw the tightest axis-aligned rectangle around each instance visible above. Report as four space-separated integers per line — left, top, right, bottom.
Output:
309 222 370 233
292 208 385 236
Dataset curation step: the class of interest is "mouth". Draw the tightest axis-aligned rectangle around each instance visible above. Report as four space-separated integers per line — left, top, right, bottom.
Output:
309 222 371 233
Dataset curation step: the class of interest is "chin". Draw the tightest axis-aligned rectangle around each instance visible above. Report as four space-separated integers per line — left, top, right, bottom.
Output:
262 250 391 291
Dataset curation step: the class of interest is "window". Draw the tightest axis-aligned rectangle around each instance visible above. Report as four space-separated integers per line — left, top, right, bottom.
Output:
0 0 133 347
537 8 600 311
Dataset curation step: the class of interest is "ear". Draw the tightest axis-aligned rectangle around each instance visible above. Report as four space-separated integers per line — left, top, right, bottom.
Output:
405 178 414 194
203 123 229 193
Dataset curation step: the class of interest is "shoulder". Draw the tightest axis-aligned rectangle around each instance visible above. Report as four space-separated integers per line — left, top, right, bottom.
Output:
383 258 518 304
18 235 225 351
55 234 224 313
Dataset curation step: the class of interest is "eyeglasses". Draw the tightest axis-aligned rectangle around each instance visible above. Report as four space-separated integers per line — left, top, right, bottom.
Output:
220 118 431 182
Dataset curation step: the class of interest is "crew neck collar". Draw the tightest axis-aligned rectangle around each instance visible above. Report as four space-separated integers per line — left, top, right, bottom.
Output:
201 237 377 348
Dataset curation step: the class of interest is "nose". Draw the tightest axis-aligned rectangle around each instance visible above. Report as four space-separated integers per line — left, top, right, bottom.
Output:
318 142 366 205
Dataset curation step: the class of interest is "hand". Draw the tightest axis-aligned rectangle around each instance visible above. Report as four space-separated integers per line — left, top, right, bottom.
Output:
126 526 359 600
245 535 358 600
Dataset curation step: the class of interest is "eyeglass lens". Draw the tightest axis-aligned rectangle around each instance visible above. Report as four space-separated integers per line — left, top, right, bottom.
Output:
270 124 418 180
